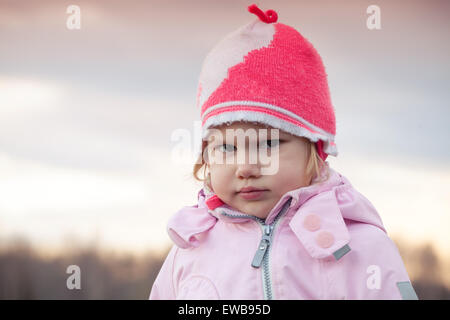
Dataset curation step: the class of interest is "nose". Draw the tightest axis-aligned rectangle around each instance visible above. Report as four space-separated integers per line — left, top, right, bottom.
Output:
236 163 261 179
234 138 262 179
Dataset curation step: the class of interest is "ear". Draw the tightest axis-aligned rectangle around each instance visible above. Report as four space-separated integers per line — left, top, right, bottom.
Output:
202 141 211 165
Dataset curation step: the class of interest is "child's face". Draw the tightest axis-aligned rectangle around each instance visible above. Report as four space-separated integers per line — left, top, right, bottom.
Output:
206 122 311 219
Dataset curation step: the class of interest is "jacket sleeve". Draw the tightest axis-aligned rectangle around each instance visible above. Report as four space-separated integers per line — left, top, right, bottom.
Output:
149 245 178 300
325 223 419 300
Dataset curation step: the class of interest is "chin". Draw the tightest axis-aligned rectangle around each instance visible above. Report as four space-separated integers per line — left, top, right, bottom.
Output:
254 213 269 220
240 203 269 219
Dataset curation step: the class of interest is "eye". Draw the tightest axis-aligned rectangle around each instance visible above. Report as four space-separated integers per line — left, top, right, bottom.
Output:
259 139 280 149
217 144 236 153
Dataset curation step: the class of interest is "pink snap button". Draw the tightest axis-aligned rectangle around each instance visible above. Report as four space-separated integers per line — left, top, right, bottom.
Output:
316 231 335 248
303 214 321 232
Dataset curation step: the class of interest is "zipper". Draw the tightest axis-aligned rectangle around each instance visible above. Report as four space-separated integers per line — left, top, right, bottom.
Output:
220 197 293 300
252 200 290 300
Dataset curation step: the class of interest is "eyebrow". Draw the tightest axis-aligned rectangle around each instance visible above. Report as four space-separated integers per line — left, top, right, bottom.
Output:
208 131 289 145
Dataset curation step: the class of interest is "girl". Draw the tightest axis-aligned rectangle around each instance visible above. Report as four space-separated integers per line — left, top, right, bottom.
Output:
149 4 418 300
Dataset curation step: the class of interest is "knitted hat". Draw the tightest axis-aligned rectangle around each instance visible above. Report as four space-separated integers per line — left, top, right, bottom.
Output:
196 4 338 161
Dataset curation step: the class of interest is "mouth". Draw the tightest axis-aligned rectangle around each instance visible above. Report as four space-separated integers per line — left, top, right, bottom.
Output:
237 187 269 200
238 186 268 193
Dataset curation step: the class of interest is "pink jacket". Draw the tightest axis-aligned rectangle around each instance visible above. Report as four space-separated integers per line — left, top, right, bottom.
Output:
149 167 418 300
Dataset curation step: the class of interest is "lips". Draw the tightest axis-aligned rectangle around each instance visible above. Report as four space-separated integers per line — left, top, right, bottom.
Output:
237 187 268 200
238 186 268 193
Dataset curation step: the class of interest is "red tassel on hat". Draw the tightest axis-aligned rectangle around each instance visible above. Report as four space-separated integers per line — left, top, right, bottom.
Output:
248 4 278 23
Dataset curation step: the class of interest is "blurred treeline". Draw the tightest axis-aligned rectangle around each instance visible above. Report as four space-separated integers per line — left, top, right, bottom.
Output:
0 236 167 299
0 236 449 299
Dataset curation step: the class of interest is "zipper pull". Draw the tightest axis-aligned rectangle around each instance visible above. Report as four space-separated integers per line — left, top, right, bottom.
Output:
251 225 272 268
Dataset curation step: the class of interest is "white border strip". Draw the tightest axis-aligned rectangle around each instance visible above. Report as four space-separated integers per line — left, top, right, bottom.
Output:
202 100 335 140
201 109 338 157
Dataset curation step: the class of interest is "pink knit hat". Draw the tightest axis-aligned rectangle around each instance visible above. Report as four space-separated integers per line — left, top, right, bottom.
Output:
196 4 338 161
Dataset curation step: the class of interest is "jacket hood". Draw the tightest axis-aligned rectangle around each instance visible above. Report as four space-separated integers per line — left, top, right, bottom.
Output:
167 163 386 257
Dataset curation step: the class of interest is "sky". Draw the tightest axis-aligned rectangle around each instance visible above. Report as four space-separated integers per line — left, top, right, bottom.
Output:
0 0 449 262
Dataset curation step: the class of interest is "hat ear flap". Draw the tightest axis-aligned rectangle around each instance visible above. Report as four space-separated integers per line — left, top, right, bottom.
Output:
316 140 328 162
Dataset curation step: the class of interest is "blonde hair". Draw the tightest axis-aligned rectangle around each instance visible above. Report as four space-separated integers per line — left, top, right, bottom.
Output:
192 138 329 189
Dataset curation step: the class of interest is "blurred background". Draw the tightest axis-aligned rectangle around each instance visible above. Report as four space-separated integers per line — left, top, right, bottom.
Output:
0 0 449 299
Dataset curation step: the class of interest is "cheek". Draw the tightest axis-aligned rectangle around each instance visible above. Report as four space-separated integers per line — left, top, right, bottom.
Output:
209 165 233 192
275 157 309 186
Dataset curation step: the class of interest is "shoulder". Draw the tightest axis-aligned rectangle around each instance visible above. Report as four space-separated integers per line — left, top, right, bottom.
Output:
346 221 401 263
329 221 416 299
167 205 218 249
